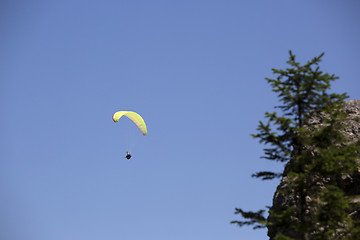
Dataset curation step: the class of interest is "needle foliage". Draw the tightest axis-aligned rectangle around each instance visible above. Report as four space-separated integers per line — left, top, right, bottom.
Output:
232 51 360 240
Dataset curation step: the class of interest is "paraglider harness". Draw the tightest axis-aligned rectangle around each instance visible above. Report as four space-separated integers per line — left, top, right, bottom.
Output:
125 152 132 160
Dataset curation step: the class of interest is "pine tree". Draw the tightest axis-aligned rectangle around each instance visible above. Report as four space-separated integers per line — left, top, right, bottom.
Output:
231 51 360 239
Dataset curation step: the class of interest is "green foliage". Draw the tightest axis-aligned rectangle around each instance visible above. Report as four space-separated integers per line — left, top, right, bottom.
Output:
231 208 267 229
314 185 351 240
232 51 360 239
274 233 296 240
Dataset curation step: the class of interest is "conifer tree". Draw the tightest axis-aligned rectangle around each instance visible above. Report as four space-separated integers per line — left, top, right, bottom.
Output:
232 51 360 239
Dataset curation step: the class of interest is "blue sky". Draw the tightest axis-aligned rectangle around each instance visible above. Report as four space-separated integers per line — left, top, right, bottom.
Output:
1 1 359 239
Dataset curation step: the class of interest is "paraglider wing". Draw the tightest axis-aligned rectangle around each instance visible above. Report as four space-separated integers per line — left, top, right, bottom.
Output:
112 111 147 136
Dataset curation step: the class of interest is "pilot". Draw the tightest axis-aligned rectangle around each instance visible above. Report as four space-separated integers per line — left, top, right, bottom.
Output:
125 152 132 160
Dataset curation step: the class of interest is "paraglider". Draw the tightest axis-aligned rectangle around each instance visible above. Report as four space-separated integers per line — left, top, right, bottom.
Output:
112 111 147 159
112 111 147 136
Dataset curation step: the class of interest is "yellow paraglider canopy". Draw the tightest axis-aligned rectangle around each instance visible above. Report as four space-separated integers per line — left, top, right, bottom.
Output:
112 111 147 136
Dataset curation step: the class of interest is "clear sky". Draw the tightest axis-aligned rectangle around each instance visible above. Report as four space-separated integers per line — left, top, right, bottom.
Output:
1 1 359 239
